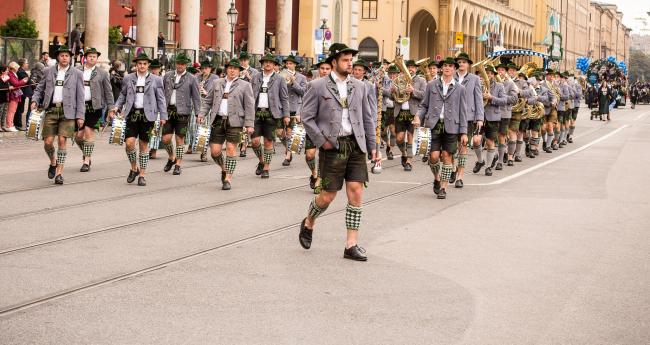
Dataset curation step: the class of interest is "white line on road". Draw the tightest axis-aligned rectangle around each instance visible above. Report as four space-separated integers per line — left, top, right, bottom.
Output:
465 124 630 186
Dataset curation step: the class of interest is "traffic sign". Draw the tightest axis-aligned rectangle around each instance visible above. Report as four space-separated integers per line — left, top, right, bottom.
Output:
435 54 442 62
455 32 464 48
324 29 332 41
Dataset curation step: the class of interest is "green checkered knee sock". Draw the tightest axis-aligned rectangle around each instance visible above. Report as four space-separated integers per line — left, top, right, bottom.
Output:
164 142 174 157
263 148 273 165
83 141 95 158
457 154 468 168
253 145 263 160
345 204 363 231
440 164 453 182
126 148 137 163
44 145 55 161
175 145 185 161
225 155 237 174
56 149 67 165
308 196 328 219
212 152 224 167
429 161 441 177
306 158 316 172
139 151 150 170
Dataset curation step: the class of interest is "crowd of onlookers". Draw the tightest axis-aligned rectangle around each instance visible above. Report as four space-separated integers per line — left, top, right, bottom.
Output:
0 58 44 132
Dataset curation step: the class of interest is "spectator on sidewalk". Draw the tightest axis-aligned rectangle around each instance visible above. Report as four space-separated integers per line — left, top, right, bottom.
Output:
4 62 29 132
69 23 84 61
0 65 9 130
15 58 33 130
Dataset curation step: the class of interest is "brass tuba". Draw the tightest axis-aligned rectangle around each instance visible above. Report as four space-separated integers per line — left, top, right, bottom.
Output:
391 55 412 103
472 57 497 106
416 57 432 81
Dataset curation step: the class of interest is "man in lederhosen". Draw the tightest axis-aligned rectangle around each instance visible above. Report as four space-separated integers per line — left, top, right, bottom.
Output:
73 47 113 172
568 72 582 143
197 60 219 162
475 64 507 176
538 70 556 154
250 53 290 179
161 53 201 175
352 59 380 167
392 59 426 171
304 59 332 194
279 54 307 166
454 52 484 188
298 43 376 261
238 51 259 158
558 71 574 148
198 58 255 190
109 53 167 186
381 64 400 160
31 45 85 185
511 67 533 162
413 57 467 199
148 59 164 160
495 62 518 170
523 71 549 158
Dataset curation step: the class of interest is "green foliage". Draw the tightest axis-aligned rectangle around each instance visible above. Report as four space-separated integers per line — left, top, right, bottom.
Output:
0 13 38 39
629 49 650 83
109 26 122 45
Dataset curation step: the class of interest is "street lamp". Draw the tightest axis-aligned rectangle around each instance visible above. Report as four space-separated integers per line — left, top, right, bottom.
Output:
227 1 239 59
204 18 216 49
122 6 137 42
320 18 329 56
396 35 402 55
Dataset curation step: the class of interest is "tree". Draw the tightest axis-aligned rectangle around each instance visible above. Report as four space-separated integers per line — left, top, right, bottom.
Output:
0 13 38 39
109 26 122 45
629 49 650 83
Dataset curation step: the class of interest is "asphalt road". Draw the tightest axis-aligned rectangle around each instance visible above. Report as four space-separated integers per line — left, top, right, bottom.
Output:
0 106 648 345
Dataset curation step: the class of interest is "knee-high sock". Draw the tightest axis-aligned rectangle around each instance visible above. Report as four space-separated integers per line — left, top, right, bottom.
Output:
457 154 468 168
83 141 95 158
345 204 363 231
225 155 237 175
485 148 496 167
473 146 483 163
429 160 441 177
569 126 575 136
263 148 273 165
498 144 506 162
507 141 516 156
308 196 328 220
546 133 554 148
406 143 413 158
175 144 184 161
56 149 67 165
253 145 263 160
514 140 524 158
553 128 560 142
139 151 149 170
126 148 137 163
440 164 453 182
398 140 406 155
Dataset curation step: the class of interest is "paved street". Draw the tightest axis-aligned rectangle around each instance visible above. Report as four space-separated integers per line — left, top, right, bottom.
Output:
0 106 649 345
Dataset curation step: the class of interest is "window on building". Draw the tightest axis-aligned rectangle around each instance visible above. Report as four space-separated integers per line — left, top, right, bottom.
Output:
358 37 379 62
362 0 378 20
72 0 87 30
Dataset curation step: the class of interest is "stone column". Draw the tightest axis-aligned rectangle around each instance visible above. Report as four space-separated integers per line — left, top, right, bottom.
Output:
435 0 450 59
248 0 266 54
180 0 200 60
276 0 292 55
24 0 50 49
216 0 231 52
84 0 110 66
137 0 160 50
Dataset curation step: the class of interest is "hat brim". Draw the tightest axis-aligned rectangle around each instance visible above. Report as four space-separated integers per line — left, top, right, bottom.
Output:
174 59 191 65
260 58 279 65
455 57 473 65
438 61 459 69
325 48 359 63
225 64 244 71
56 50 73 57
85 51 101 57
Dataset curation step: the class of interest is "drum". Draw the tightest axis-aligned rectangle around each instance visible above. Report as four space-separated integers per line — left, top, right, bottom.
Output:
288 123 306 154
192 123 211 155
109 116 127 146
412 127 431 157
148 119 162 150
26 109 45 140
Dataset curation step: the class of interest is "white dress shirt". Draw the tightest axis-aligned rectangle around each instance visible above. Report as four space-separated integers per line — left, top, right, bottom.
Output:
52 65 70 103
170 71 186 105
456 71 467 85
331 70 353 136
258 72 273 108
439 77 456 119
83 65 94 101
219 77 237 116
135 72 148 109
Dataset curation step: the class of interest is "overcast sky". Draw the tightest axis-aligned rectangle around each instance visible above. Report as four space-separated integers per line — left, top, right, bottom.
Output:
603 0 650 34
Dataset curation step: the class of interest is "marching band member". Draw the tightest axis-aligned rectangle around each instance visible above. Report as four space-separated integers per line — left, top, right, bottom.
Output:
238 51 259 158
250 53 290 179
569 72 583 143
414 57 467 199
279 54 307 166
30 45 85 185
298 43 376 261
392 59 425 172
526 72 549 157
542 70 559 153
198 58 255 190
160 53 201 175
477 64 507 176
557 72 572 148
148 59 163 159
512 67 532 162
109 53 167 186
422 60 440 163
454 52 484 188
197 60 219 162
495 62 518 170
352 59 378 127
382 64 400 160
553 71 570 151
73 47 114 172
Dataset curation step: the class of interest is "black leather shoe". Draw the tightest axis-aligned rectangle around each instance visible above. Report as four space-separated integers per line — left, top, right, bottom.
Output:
433 180 441 194
404 163 412 171
282 158 291 166
449 171 457 184
421 156 428 163
200 153 207 162
472 161 485 173
343 245 367 261
54 174 64 185
455 179 464 188
495 162 503 171
437 188 447 199
137 176 146 186
567 136 573 143
164 159 176 172
514 156 522 162
503 156 508 164
222 181 231 190
559 141 566 148
255 162 264 175
299 218 313 249
401 156 407 167
221 171 227 183
48 165 56 179
544 147 553 153
261 170 269 178
507 160 514 166
309 175 317 189
491 155 499 168
173 165 181 175
533 149 540 156
485 167 493 176
387 151 394 160
80 163 90 172
127 169 139 183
